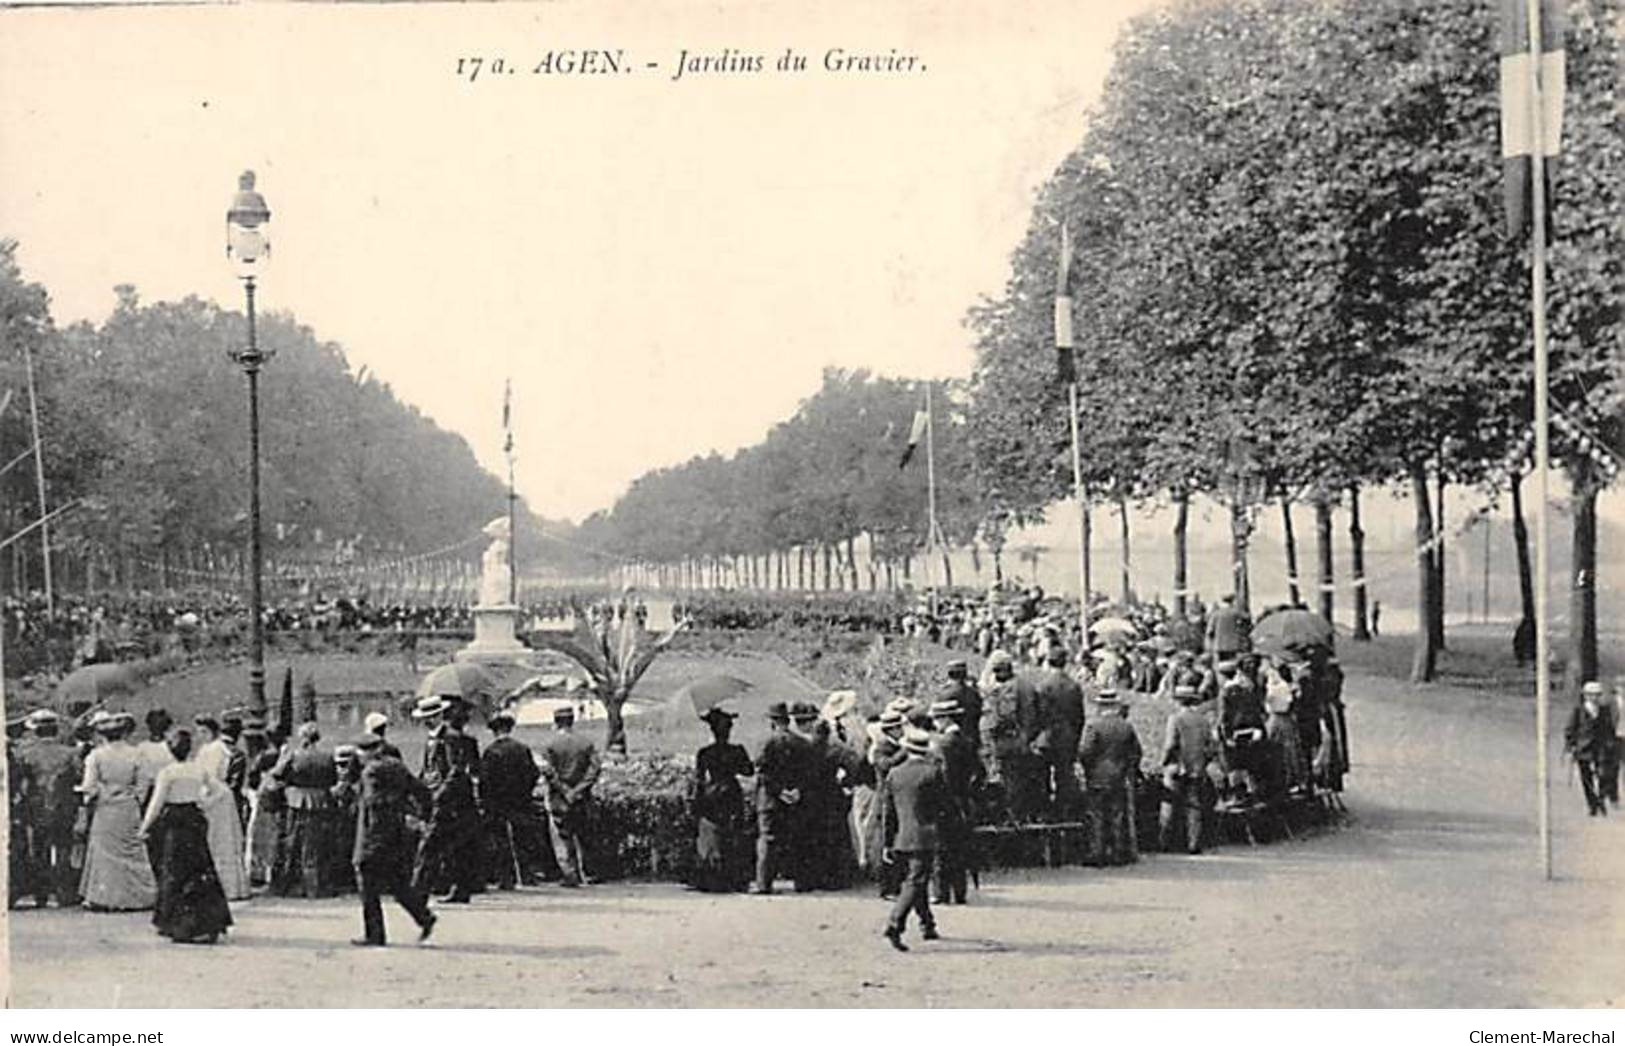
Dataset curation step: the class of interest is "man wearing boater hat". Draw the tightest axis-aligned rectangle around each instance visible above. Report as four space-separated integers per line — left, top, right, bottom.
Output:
751 701 808 894
1078 689 1142 866
412 696 482 903
1159 684 1218 854
927 698 982 905
881 726 947 951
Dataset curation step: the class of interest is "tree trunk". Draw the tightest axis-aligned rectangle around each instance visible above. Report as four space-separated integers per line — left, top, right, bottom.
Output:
1431 469 1447 651
941 544 954 590
1117 495 1132 604
1230 500 1251 615
992 543 1004 585
1349 484 1370 641
1410 462 1439 683
1160 495 1184 622
603 690 629 756
1315 492 1335 625
1511 472 1535 640
821 544 833 590
797 547 806 590
1280 495 1301 606
1567 465 1599 699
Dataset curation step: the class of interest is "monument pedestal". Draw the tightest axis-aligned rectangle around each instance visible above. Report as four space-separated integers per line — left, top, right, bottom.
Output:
455 604 530 664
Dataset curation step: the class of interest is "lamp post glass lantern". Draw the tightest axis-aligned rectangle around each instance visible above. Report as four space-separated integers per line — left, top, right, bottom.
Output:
226 170 273 714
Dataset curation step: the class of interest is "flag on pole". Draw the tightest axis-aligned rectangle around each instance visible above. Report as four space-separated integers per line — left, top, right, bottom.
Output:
1499 0 1565 239
899 404 929 469
502 378 514 455
1054 222 1076 384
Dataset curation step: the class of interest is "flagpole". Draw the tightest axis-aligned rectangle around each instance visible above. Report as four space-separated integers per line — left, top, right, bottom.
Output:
22 342 52 616
1055 221 1090 651
925 380 940 619
505 379 518 606
1069 380 1091 648
1524 0 1552 882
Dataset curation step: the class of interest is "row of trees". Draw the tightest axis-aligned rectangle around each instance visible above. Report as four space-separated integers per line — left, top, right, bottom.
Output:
587 0 1621 686
578 368 988 593
0 241 597 603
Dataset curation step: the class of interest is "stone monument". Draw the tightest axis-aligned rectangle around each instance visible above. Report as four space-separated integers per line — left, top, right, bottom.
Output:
455 516 530 664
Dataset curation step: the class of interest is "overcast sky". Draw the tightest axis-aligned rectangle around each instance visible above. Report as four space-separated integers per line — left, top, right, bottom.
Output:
0 0 1159 523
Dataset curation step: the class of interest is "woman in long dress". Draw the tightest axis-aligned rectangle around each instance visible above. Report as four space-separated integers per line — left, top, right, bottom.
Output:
77 713 157 911
192 716 250 900
243 723 284 886
140 729 233 944
690 708 754 892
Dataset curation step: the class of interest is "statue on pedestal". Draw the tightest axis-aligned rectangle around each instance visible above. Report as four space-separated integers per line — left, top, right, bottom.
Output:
479 517 511 607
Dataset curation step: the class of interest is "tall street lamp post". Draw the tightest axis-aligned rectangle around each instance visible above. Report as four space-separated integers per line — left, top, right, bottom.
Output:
226 170 273 715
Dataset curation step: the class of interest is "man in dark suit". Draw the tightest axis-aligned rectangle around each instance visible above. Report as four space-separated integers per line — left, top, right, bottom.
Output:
413 696 483 903
928 699 983 905
942 660 983 753
1033 646 1086 819
882 727 947 951
1205 594 1250 668
1565 681 1620 816
751 702 807 894
1160 685 1219 854
1214 659 1268 803
1078 690 1142 866
347 732 436 947
480 711 549 889
538 704 601 886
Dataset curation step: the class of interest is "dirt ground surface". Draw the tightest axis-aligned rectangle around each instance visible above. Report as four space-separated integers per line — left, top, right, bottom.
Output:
7 663 1621 1008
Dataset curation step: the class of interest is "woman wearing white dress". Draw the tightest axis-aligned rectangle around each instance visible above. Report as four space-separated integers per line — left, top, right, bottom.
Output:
140 729 233 943
193 716 250 899
77 713 158 911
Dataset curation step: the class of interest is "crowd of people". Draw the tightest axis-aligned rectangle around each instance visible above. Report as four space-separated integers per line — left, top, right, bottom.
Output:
16 581 1619 952
6 693 608 947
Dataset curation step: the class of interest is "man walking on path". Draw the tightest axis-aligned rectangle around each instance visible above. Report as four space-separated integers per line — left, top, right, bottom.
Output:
882 726 947 952
347 732 435 947
1565 681 1619 816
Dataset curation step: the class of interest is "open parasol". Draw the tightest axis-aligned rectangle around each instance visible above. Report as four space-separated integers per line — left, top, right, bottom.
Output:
56 663 140 707
417 662 498 702
1252 608 1335 655
1088 617 1139 643
667 674 754 719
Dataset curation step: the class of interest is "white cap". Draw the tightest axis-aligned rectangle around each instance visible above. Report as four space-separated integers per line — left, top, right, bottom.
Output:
364 712 389 732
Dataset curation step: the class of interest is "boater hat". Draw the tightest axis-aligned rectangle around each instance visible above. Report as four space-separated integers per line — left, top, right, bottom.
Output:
412 695 451 720
363 712 390 733
822 690 858 721
790 702 820 723
901 726 932 754
766 701 790 722
928 699 963 719
1094 689 1120 706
